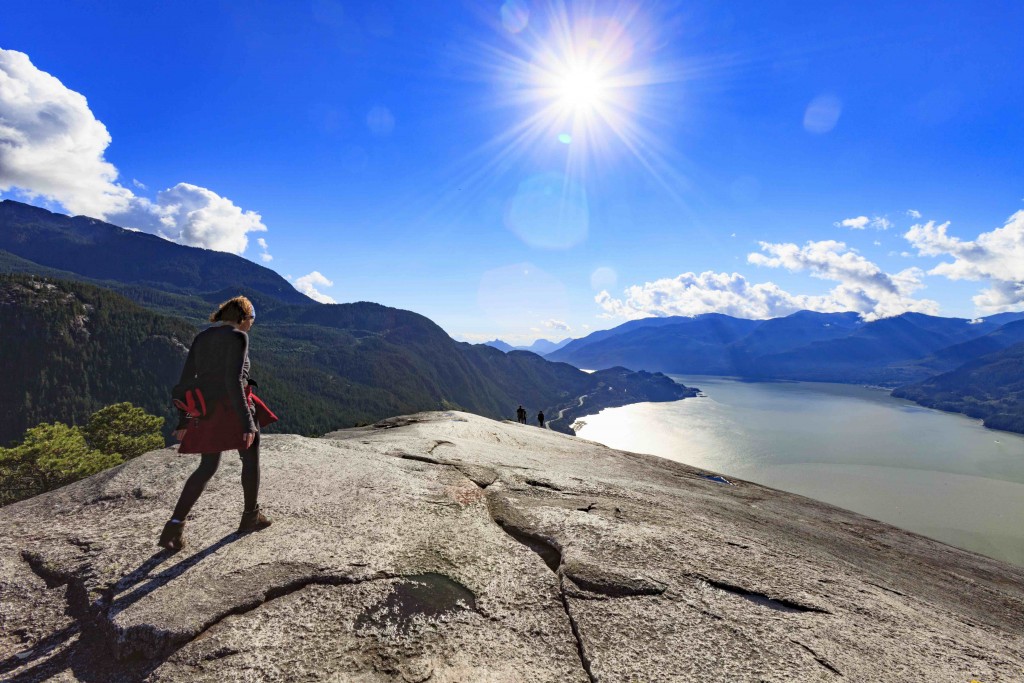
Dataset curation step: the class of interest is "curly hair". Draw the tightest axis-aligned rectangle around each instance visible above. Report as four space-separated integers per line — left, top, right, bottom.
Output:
209 296 254 324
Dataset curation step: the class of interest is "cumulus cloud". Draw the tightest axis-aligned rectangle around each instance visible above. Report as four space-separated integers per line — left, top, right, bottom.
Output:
836 216 870 229
748 239 937 319
907 209 922 219
597 241 938 322
0 49 134 217
294 271 336 304
543 319 571 332
595 271 825 320
904 211 1024 312
0 48 269 256
111 183 267 254
834 215 891 230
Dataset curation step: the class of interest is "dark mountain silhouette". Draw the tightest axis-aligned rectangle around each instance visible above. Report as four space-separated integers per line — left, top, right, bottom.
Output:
0 200 312 306
893 341 1024 433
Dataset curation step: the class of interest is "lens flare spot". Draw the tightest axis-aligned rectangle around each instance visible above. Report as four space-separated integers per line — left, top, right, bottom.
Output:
501 0 529 34
803 94 842 134
558 133 572 144
590 267 618 291
504 173 589 249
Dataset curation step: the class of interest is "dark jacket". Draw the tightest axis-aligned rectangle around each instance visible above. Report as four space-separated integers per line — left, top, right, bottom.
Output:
175 325 257 432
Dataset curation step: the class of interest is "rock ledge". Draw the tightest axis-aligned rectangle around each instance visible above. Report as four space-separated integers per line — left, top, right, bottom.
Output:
1 411 1023 682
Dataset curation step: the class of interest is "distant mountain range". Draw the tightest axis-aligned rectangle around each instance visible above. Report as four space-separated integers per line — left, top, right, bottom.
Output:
544 308 1024 433
484 337 573 355
0 201 691 444
547 309 1024 385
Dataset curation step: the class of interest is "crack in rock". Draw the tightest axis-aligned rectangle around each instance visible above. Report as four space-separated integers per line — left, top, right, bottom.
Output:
108 565 396 660
524 479 563 491
427 440 455 455
791 639 843 676
453 464 498 489
399 453 442 465
393 450 498 490
696 575 830 614
865 580 906 597
19 551 401 670
559 576 598 683
561 560 668 598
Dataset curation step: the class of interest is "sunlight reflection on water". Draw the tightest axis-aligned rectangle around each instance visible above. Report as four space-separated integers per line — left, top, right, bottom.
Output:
576 376 1024 566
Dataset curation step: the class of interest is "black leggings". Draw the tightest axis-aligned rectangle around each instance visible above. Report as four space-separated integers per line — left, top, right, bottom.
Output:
171 433 260 520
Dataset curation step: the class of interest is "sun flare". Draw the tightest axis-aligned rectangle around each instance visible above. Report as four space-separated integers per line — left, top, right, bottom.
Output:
555 66 607 114
436 2 701 218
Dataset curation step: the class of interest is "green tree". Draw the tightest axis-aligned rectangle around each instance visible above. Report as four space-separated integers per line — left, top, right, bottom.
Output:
0 423 121 505
83 402 164 460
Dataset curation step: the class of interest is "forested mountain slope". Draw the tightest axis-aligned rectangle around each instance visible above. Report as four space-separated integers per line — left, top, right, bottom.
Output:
0 274 689 445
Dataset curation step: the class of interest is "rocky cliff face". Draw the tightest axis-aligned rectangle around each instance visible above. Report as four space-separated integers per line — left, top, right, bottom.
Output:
2 412 1023 682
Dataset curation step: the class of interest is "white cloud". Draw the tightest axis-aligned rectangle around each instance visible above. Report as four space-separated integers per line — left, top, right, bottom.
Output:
836 216 870 229
294 271 336 304
907 209 922 219
748 239 937 319
596 271 839 321
904 211 1024 312
543 319 571 332
132 179 146 190
0 48 269 256
873 240 882 246
0 49 134 217
834 215 891 230
111 183 267 254
257 237 273 262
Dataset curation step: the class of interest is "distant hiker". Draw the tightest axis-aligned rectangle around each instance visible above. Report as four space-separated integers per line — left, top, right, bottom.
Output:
537 410 545 428
517 405 527 424
159 296 279 552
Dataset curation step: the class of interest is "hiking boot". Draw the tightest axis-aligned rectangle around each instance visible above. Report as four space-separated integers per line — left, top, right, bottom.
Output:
158 520 185 552
238 505 272 534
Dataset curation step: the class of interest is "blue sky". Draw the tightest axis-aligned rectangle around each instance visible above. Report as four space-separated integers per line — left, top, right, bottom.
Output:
2 1 1023 343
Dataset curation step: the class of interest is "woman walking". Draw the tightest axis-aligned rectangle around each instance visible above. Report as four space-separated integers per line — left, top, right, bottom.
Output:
159 296 274 551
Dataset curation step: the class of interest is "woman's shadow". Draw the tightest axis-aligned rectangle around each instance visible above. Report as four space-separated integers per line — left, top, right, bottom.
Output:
2 531 241 683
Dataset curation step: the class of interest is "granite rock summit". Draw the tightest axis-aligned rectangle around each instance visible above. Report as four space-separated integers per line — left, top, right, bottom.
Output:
2 411 1023 681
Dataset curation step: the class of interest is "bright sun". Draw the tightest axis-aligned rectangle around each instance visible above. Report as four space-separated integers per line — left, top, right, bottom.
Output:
557 66 607 113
